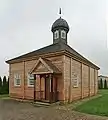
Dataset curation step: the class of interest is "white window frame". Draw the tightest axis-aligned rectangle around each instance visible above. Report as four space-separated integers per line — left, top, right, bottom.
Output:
14 73 21 86
73 74 79 88
28 73 34 87
54 30 59 39
61 30 66 39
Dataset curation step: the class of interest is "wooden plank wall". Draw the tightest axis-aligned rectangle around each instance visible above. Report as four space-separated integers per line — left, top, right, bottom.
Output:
71 59 81 101
82 64 89 98
90 67 95 96
9 62 24 98
63 56 71 102
64 55 98 102
9 55 64 100
9 54 98 102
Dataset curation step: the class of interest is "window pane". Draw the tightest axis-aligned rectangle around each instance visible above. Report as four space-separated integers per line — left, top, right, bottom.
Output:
14 73 21 86
28 74 34 86
72 74 78 87
29 79 34 85
61 30 66 39
16 79 20 85
29 74 34 79
62 32 65 37
54 31 59 39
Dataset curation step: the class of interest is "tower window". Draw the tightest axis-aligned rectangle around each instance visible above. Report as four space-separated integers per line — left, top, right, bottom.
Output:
54 30 59 39
61 30 66 39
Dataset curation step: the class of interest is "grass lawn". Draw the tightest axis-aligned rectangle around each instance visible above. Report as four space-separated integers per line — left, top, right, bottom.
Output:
0 94 9 99
74 90 108 116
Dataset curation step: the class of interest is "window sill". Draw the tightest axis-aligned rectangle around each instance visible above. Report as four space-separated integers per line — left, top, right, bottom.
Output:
28 85 34 88
14 85 21 87
73 86 78 88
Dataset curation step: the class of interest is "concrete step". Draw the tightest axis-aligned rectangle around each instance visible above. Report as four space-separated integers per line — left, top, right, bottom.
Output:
33 101 60 107
33 101 51 107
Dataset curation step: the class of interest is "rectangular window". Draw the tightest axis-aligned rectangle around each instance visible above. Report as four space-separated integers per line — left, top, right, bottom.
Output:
54 30 59 39
14 73 21 86
28 74 34 86
73 73 78 88
61 30 66 39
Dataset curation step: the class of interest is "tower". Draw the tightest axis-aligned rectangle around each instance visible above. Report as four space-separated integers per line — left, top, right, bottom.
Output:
51 9 69 44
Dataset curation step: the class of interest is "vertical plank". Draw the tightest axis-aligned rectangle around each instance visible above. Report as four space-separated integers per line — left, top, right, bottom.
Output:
40 76 41 100
63 55 66 101
9 64 11 95
51 74 53 102
69 58 72 102
23 61 25 99
34 74 36 102
88 66 90 97
45 76 46 100
81 63 83 99
49 74 51 103
94 69 96 95
48 74 53 103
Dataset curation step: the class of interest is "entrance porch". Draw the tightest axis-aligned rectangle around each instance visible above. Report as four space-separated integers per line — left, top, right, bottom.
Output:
34 74 58 103
30 57 61 103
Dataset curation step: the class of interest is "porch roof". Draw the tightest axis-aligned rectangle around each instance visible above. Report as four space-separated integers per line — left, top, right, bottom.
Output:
30 57 61 75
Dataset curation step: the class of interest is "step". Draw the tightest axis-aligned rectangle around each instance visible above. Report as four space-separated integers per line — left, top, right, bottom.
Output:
33 101 60 107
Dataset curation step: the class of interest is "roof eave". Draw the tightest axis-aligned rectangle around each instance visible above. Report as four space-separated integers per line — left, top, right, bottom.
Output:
5 50 65 64
64 50 100 70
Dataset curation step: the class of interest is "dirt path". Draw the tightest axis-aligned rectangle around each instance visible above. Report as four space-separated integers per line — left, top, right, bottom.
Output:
0 99 108 120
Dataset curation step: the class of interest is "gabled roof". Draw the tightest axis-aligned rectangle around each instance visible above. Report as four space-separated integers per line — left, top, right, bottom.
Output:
6 42 100 70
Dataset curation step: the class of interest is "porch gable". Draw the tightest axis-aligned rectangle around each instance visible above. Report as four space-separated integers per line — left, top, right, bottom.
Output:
30 57 61 74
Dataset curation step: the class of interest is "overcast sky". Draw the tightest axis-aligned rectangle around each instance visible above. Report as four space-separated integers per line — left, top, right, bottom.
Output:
0 0 108 77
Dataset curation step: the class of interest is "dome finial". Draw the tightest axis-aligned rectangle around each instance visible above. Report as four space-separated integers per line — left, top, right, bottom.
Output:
59 8 62 18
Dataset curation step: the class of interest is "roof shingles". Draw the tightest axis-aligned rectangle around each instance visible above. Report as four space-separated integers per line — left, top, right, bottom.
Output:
6 42 100 69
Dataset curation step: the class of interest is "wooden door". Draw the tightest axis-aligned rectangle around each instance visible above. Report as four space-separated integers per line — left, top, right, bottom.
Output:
53 77 57 102
45 77 50 100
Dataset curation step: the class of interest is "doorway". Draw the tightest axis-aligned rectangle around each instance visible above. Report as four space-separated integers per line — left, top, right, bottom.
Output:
45 77 50 100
